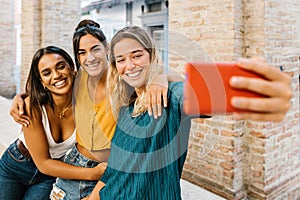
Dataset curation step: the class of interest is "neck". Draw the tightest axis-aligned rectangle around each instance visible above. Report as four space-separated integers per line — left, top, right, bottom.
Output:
53 92 72 111
89 67 108 87
88 68 108 104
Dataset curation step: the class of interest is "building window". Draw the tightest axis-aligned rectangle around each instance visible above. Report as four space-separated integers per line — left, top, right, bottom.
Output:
148 2 161 12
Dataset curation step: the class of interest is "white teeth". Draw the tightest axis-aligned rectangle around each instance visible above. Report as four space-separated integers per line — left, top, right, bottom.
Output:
87 63 99 68
54 80 65 87
127 70 141 78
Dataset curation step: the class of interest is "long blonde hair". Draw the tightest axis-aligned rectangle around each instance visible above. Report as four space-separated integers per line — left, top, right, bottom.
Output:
107 26 164 118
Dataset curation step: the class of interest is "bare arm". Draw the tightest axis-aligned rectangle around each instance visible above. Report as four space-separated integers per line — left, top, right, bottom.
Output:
23 98 105 181
230 57 292 122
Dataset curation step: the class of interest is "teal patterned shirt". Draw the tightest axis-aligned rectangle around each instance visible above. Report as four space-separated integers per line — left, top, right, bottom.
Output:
100 82 193 200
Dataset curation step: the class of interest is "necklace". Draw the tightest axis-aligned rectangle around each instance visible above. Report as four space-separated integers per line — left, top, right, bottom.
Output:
59 102 72 119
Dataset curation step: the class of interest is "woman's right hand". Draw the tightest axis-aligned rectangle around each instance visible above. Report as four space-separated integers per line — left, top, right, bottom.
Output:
9 93 30 127
230 57 292 122
90 162 107 180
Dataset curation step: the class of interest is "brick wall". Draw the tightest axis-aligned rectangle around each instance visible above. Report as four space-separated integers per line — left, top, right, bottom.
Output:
20 0 80 92
169 0 300 199
0 0 16 98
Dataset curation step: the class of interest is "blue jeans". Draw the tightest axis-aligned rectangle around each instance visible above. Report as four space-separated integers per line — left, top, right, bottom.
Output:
0 140 56 200
50 144 99 200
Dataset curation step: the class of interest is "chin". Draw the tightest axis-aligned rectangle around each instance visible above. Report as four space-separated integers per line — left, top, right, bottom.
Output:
88 70 102 77
130 82 146 90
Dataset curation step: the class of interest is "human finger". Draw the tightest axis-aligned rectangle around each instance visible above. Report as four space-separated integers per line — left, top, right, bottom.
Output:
151 92 158 119
146 92 152 116
10 94 25 115
230 76 291 99
233 111 286 122
162 87 168 107
154 89 162 117
231 96 291 113
16 116 30 127
10 111 30 127
237 58 291 82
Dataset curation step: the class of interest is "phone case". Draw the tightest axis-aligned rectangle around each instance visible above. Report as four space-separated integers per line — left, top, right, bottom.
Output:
184 62 265 115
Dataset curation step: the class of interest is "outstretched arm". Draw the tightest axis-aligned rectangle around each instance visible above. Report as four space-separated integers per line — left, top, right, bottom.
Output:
230 57 292 122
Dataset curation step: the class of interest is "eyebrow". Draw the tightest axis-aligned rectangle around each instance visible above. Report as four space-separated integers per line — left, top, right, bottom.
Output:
55 61 66 66
78 44 101 52
40 61 65 74
115 49 144 58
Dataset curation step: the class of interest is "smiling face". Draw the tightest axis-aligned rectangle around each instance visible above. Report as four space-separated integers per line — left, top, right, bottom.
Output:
113 38 151 91
77 34 108 77
38 53 73 96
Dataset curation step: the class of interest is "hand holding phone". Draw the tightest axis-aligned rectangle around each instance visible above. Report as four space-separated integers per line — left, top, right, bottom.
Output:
184 62 266 115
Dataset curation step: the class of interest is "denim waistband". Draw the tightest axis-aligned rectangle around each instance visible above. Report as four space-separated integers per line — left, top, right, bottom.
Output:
64 144 100 168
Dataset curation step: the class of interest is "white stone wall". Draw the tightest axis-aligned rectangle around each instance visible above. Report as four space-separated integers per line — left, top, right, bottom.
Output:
0 0 16 98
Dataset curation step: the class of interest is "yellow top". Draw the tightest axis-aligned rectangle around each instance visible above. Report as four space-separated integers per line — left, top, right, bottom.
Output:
74 69 116 150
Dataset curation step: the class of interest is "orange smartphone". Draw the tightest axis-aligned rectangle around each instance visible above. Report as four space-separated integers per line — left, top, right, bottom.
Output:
183 62 265 115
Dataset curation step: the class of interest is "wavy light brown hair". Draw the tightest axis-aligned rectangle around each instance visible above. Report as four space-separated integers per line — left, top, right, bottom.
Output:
107 26 164 118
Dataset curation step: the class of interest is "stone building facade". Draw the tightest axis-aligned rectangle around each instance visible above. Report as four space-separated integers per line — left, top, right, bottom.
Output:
0 0 299 199
0 0 16 98
20 0 81 92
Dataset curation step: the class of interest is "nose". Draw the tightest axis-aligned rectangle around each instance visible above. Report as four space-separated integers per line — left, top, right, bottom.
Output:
53 70 62 79
86 51 96 62
125 59 136 70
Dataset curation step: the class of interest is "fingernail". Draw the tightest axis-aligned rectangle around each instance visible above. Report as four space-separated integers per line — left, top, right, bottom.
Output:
230 77 239 85
231 97 241 107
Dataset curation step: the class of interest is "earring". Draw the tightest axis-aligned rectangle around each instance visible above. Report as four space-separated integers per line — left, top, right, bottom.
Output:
44 86 48 91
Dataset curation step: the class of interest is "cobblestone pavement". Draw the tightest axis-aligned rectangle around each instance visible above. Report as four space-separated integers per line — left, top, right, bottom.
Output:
0 96 225 200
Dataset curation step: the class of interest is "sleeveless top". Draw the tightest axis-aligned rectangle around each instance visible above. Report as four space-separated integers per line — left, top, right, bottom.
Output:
19 106 76 159
73 69 116 151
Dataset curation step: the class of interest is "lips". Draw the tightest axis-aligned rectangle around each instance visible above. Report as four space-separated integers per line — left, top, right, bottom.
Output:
86 62 100 69
53 79 67 88
126 70 143 78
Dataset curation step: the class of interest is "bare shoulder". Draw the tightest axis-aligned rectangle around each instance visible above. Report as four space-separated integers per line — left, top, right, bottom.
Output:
24 97 42 119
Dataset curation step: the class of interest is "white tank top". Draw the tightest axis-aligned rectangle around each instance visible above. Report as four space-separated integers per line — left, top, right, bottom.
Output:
19 106 76 159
